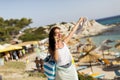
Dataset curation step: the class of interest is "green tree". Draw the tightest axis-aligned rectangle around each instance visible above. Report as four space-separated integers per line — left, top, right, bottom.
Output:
0 17 33 43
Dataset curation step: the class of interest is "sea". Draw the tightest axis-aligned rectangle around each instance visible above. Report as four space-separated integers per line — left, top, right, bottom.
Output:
82 15 120 52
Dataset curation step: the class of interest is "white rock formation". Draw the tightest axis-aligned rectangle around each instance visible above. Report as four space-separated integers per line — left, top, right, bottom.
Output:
77 20 108 37
44 20 109 38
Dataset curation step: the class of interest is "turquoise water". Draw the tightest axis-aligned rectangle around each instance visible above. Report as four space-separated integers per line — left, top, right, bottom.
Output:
96 15 120 25
81 34 120 52
92 34 120 46
81 15 120 51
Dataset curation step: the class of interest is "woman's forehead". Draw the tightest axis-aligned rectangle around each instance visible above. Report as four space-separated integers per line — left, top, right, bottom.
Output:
55 29 60 32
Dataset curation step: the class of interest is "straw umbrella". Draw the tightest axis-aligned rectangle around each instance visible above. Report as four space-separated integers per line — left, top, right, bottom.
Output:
102 39 114 45
102 39 114 54
114 42 120 58
115 42 120 50
79 52 101 72
96 44 112 58
68 39 78 46
78 44 99 72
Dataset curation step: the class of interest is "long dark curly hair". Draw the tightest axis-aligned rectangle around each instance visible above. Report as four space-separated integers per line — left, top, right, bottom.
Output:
48 27 60 57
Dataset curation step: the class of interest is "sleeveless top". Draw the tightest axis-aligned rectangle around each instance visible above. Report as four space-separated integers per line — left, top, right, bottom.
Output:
57 42 72 66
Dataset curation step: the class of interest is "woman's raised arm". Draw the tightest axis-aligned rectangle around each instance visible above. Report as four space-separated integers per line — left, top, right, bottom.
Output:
64 17 85 43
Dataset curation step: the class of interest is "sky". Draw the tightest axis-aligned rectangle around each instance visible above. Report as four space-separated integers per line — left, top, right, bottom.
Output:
0 0 120 27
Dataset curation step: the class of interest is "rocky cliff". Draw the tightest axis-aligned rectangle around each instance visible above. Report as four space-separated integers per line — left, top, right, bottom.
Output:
43 20 109 38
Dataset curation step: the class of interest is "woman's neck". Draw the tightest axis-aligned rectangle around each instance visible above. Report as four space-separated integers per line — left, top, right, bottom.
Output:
56 40 64 49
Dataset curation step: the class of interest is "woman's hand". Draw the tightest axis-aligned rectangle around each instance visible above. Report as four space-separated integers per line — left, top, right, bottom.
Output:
78 17 87 26
64 17 87 44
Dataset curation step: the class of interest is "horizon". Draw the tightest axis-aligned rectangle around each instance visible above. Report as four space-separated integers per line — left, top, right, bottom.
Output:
0 0 120 27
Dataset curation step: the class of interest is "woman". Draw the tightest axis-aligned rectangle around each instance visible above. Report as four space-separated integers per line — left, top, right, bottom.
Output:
48 17 85 80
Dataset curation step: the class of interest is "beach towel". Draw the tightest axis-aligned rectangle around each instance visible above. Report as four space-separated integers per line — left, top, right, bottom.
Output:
55 64 78 80
43 55 56 80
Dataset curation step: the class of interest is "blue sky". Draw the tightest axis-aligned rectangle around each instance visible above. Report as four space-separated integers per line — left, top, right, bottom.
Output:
0 0 120 27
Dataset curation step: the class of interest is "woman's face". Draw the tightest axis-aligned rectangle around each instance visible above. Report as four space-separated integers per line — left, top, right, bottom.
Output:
54 29 62 40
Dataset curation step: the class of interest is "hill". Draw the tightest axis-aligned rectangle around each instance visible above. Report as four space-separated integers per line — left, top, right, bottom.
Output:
18 20 112 43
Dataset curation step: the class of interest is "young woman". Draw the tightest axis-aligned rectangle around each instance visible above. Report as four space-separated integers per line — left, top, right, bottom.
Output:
48 17 85 80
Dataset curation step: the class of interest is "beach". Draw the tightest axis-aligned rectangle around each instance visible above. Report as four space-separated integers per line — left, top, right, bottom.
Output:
0 40 120 80
76 53 118 80
0 16 120 80
24 52 120 80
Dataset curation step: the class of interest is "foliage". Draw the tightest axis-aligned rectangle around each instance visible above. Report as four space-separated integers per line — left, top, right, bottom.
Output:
0 61 46 80
19 27 48 41
0 17 32 43
78 73 95 80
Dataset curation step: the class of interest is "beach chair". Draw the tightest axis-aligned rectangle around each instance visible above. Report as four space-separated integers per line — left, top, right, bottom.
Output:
102 59 112 66
76 66 88 71
114 70 120 80
114 52 120 58
97 58 105 65
114 70 120 76
90 73 105 79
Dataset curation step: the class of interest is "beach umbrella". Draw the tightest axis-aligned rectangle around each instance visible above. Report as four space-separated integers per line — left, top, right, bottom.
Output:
115 42 120 50
0 45 22 53
83 43 96 53
15 41 38 46
85 38 96 50
77 43 84 52
79 52 101 63
79 52 102 72
78 44 98 72
86 38 93 44
96 44 112 58
7 45 22 50
102 39 114 45
68 38 78 46
2 43 11 47
0 45 5 49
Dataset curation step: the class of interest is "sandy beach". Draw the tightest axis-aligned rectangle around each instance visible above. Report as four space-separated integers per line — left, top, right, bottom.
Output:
78 65 116 79
0 43 120 80
75 52 120 80
23 49 120 80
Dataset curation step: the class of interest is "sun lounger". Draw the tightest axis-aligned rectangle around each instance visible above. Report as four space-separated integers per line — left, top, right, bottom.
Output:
112 61 120 65
102 58 112 66
90 73 105 79
114 70 120 79
97 58 112 66
114 70 120 76
114 52 120 58
76 66 88 71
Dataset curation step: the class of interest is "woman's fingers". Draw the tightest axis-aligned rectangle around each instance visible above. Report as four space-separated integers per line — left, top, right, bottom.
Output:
80 17 87 26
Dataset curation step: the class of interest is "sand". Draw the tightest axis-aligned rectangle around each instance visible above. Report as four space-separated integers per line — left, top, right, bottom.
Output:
78 65 116 79
23 51 120 80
